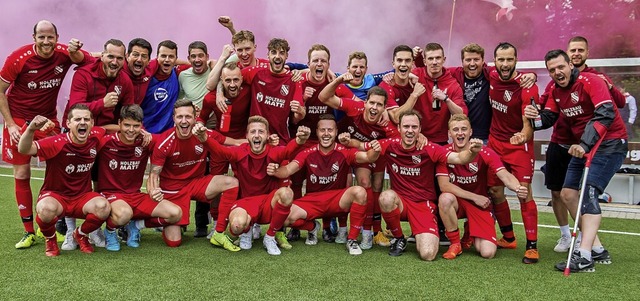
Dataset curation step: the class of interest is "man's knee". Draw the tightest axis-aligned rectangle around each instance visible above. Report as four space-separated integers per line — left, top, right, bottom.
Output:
350 186 367 205
276 187 294 206
378 191 396 212
438 193 456 211
581 185 602 215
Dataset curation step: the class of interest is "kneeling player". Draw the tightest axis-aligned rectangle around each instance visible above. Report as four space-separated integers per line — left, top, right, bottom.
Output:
96 105 182 251
267 114 381 255
18 105 110 256
436 114 528 259
374 110 483 261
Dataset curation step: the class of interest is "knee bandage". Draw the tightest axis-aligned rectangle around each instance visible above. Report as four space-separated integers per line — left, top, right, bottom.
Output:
580 185 602 215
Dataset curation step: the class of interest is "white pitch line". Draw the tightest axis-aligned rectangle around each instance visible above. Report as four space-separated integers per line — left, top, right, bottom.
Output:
513 222 640 236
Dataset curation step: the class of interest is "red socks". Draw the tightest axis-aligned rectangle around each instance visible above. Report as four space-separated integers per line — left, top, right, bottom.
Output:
162 231 182 247
363 187 374 230
80 213 105 234
493 201 515 239
36 215 58 238
348 202 367 240
267 202 291 236
445 229 461 245
15 178 34 233
382 208 403 238
145 217 169 228
372 191 382 233
215 187 238 232
521 200 538 241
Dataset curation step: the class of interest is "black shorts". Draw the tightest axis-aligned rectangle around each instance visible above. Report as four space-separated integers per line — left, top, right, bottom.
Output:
544 142 572 191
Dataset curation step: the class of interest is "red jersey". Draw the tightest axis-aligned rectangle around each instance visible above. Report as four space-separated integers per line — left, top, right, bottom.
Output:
545 72 627 141
0 43 89 120
65 59 135 126
411 67 467 143
292 143 357 192
199 83 252 139
242 66 301 145
379 80 413 107
540 81 576 145
34 127 106 197
436 144 505 197
377 138 450 203
338 98 399 142
488 71 539 141
238 58 269 69
205 138 302 198
95 132 154 194
295 75 354 142
122 60 158 105
151 128 226 191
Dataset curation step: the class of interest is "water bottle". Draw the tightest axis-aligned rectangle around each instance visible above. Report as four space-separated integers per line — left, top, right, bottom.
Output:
219 99 233 132
432 80 441 111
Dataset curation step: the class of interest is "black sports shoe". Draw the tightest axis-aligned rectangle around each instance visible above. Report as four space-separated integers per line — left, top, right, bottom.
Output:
117 227 129 241
286 228 301 242
389 237 407 256
322 229 335 243
555 251 595 273
194 227 208 238
591 249 612 264
439 229 450 246
55 218 67 234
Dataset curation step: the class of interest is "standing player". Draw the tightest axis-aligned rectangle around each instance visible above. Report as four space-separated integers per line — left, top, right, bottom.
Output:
17 104 110 256
240 38 305 145
375 110 483 260
178 41 213 109
123 38 154 104
96 105 182 251
525 49 626 272
195 116 310 255
436 114 528 259
1 20 88 249
487 42 540 264
140 40 180 134
65 38 134 126
540 36 627 252
319 83 403 249
267 115 381 255
147 99 244 246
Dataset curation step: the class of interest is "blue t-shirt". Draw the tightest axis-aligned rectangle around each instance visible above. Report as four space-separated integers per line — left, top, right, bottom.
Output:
463 73 491 140
141 70 180 134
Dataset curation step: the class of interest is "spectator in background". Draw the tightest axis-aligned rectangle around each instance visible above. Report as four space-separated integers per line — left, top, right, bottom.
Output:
619 87 637 139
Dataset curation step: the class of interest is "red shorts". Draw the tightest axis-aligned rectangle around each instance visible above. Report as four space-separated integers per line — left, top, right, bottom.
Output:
103 192 159 220
231 190 278 225
455 198 497 244
162 175 214 226
3 117 60 165
293 189 350 220
487 135 534 185
38 191 103 219
398 196 438 236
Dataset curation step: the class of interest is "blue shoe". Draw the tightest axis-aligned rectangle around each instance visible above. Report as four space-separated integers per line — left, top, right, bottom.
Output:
104 228 120 251
126 221 141 248
329 218 338 236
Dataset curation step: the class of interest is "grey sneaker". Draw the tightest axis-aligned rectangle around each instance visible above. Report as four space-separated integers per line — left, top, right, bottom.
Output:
263 234 281 255
555 251 595 272
554 236 571 253
305 221 321 246
347 239 362 255
252 223 261 240
61 229 78 251
359 232 373 250
334 227 348 244
239 231 253 250
88 228 106 248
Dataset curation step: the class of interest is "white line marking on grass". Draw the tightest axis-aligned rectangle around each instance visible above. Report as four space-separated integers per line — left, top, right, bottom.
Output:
514 222 640 236
0 173 44 181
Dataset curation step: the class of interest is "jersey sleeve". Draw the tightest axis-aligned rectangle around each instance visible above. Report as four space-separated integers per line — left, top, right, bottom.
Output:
199 92 216 124
68 69 106 114
240 66 260 84
34 135 66 161
520 84 539 114
383 123 400 138
430 142 451 165
343 147 359 166
435 161 449 177
292 146 311 166
481 147 505 174
447 81 468 114
208 129 227 144
204 132 237 162
584 75 613 108
335 84 355 100
0 48 25 83
338 97 364 117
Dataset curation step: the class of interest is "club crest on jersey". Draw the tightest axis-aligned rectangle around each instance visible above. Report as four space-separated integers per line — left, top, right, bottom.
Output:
449 173 456 183
469 162 478 173
28 81 37 90
143 76 149 82
54 65 64 74
503 90 513 102
195 144 203 155
571 92 579 104
114 85 122 96
154 88 169 102
65 164 75 174
371 131 379 139
280 85 290 96
412 155 421 164
90 148 97 158
256 92 264 103
331 162 339 173
391 163 399 173
309 174 318 184
347 126 355 133
109 159 118 170
135 147 143 157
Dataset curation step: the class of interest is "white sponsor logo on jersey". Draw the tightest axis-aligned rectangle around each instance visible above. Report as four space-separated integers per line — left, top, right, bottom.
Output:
65 164 75 174
309 174 318 184
154 87 169 102
256 92 264 103
28 70 38 74
391 163 399 173
449 173 456 183
27 81 37 90
371 131 379 139
109 159 118 170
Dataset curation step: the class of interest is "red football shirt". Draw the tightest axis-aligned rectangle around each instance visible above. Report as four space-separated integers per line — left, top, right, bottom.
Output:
0 43 89 120
199 83 252 139
151 128 226 191
378 138 450 203
122 59 158 105
34 127 105 197
379 80 413 107
436 144 505 197
338 97 399 142
293 143 357 192
488 71 539 141
95 132 154 194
